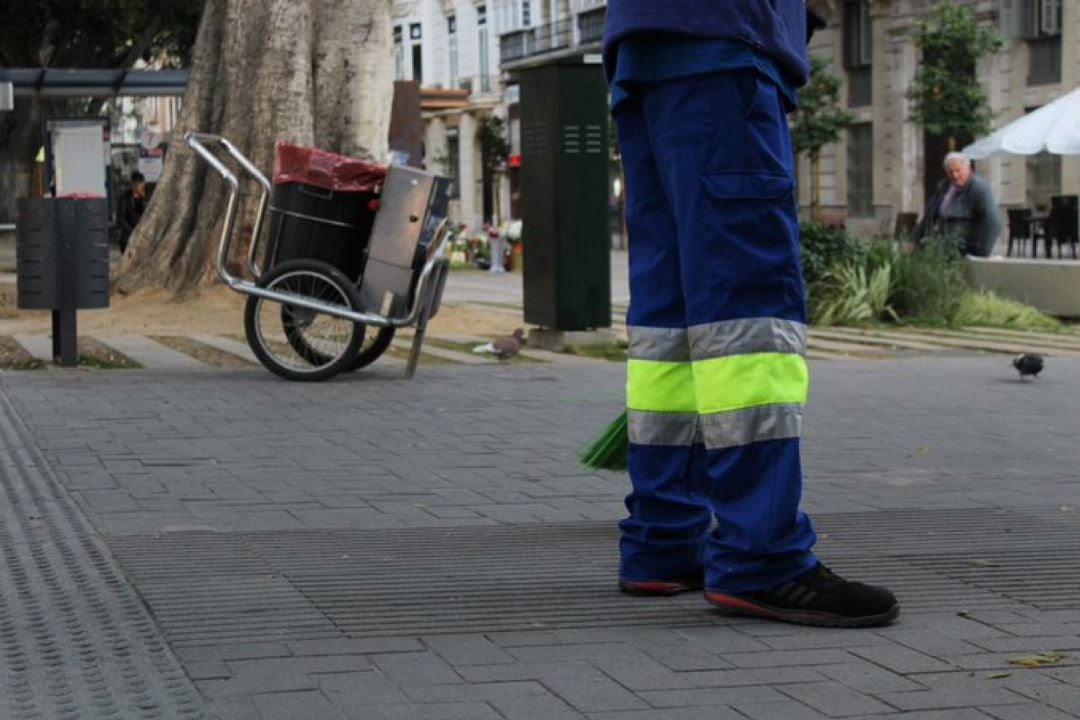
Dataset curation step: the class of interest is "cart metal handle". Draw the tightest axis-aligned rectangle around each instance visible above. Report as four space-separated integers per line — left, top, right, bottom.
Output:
215 216 451 330
184 132 271 281
185 129 452 331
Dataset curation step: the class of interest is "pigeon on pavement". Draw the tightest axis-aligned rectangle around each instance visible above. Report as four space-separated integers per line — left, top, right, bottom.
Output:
472 328 526 361
1013 353 1044 380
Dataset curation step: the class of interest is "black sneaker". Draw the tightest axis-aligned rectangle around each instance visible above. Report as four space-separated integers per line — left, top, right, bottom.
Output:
706 564 899 628
619 570 703 597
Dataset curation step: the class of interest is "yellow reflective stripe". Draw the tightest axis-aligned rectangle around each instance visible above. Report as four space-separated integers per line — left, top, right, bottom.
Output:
626 359 697 413
693 353 808 415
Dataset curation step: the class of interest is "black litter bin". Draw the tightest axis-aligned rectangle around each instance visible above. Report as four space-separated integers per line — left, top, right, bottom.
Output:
266 143 386 282
16 197 109 365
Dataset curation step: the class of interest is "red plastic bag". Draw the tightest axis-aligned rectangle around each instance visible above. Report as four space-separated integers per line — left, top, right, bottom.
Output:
272 142 386 192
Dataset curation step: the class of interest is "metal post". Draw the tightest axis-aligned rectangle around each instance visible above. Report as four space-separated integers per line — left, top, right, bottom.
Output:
52 201 78 366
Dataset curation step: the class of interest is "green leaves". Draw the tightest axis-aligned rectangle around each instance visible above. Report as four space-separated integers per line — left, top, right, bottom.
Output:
800 222 1056 330
906 4 1004 142
791 56 854 162
0 1 203 68
810 262 896 327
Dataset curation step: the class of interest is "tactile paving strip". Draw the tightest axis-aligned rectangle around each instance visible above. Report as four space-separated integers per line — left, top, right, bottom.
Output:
0 392 212 720
108 508 1080 647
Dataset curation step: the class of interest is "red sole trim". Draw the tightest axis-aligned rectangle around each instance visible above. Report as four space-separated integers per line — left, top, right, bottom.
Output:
706 592 900 628
619 580 698 596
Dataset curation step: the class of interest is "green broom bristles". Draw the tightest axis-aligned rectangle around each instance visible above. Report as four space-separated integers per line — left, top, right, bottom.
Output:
579 411 628 471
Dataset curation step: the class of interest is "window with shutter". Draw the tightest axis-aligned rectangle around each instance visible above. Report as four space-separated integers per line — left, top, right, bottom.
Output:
847 123 874 217
1039 0 1061 35
843 0 873 107
1000 0 1033 39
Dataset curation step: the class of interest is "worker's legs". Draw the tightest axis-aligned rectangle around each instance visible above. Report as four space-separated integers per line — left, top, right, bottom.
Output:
642 69 817 594
615 95 711 585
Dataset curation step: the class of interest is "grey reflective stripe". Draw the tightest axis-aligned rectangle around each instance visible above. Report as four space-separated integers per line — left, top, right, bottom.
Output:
627 326 691 361
700 404 803 450
688 318 807 359
628 410 698 446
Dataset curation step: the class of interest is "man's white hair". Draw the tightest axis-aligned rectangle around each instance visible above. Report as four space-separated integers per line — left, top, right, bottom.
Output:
943 151 971 169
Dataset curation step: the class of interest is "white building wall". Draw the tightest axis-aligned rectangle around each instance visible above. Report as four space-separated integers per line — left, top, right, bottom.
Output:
807 0 1078 242
393 0 509 227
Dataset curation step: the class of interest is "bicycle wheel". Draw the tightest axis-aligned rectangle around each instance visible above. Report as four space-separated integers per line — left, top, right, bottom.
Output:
244 259 363 381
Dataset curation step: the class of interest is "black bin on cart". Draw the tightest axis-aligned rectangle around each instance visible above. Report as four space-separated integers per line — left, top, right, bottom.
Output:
265 143 386 282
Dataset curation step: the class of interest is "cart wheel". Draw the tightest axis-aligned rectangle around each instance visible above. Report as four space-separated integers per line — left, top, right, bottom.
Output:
245 259 363 381
280 314 395 371
348 326 396 371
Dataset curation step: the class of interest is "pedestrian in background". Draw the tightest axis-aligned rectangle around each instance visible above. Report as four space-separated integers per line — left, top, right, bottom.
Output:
606 1 899 627
117 171 147 254
912 151 1002 257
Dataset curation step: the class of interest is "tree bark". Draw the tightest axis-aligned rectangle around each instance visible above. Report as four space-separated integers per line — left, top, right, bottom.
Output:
115 0 394 296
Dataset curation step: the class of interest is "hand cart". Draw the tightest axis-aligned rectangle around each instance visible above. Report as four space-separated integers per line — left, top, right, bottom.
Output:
185 132 453 382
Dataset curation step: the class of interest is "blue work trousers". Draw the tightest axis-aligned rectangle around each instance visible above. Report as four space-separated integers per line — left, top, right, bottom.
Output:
615 69 818 594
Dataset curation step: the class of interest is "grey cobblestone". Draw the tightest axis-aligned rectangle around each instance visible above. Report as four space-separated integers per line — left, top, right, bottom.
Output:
776 680 897 715
422 634 517 666
371 651 464 686
733 700 834 720
3 343 1080 718
640 685 787 708
874 671 1032 711
252 690 345 720
589 708 745 720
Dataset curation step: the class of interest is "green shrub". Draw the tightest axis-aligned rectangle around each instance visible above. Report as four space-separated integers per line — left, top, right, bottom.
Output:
799 221 867 288
801 226 1055 330
886 235 967 323
810 261 896 326
954 290 1061 331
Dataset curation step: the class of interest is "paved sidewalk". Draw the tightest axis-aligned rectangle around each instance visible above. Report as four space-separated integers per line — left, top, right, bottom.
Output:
3 247 1080 718
1 349 1079 719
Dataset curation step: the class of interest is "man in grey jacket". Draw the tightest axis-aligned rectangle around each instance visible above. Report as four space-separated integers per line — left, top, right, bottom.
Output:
913 152 1002 256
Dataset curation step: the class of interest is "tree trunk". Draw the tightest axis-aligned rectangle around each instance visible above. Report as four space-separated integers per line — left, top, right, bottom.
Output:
115 0 394 297
0 101 42 221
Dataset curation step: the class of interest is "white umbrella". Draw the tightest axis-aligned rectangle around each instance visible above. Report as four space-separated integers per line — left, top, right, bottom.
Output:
964 86 1080 158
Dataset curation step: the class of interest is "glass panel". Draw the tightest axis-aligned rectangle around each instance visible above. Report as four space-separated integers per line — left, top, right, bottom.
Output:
1026 151 1061 212
479 27 490 92
847 123 873 217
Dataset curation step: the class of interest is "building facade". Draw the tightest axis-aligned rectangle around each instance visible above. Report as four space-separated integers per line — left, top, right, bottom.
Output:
392 0 607 229
398 0 1078 248
805 0 1079 244
392 0 520 229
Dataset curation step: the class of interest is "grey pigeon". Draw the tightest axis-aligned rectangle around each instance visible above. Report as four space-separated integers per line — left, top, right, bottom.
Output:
1013 353 1043 380
472 328 525 361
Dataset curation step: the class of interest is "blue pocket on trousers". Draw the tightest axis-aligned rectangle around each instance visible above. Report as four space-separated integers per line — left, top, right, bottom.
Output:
701 172 793 201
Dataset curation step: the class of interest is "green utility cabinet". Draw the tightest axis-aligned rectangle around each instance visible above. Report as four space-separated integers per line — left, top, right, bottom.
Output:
520 62 611 330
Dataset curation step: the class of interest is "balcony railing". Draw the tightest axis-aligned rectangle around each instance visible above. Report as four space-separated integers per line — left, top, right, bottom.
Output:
500 29 533 63
571 0 606 12
499 17 577 66
535 18 573 53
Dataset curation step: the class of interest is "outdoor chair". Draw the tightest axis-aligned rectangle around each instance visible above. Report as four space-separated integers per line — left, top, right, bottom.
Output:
1048 195 1079 260
1006 208 1034 257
